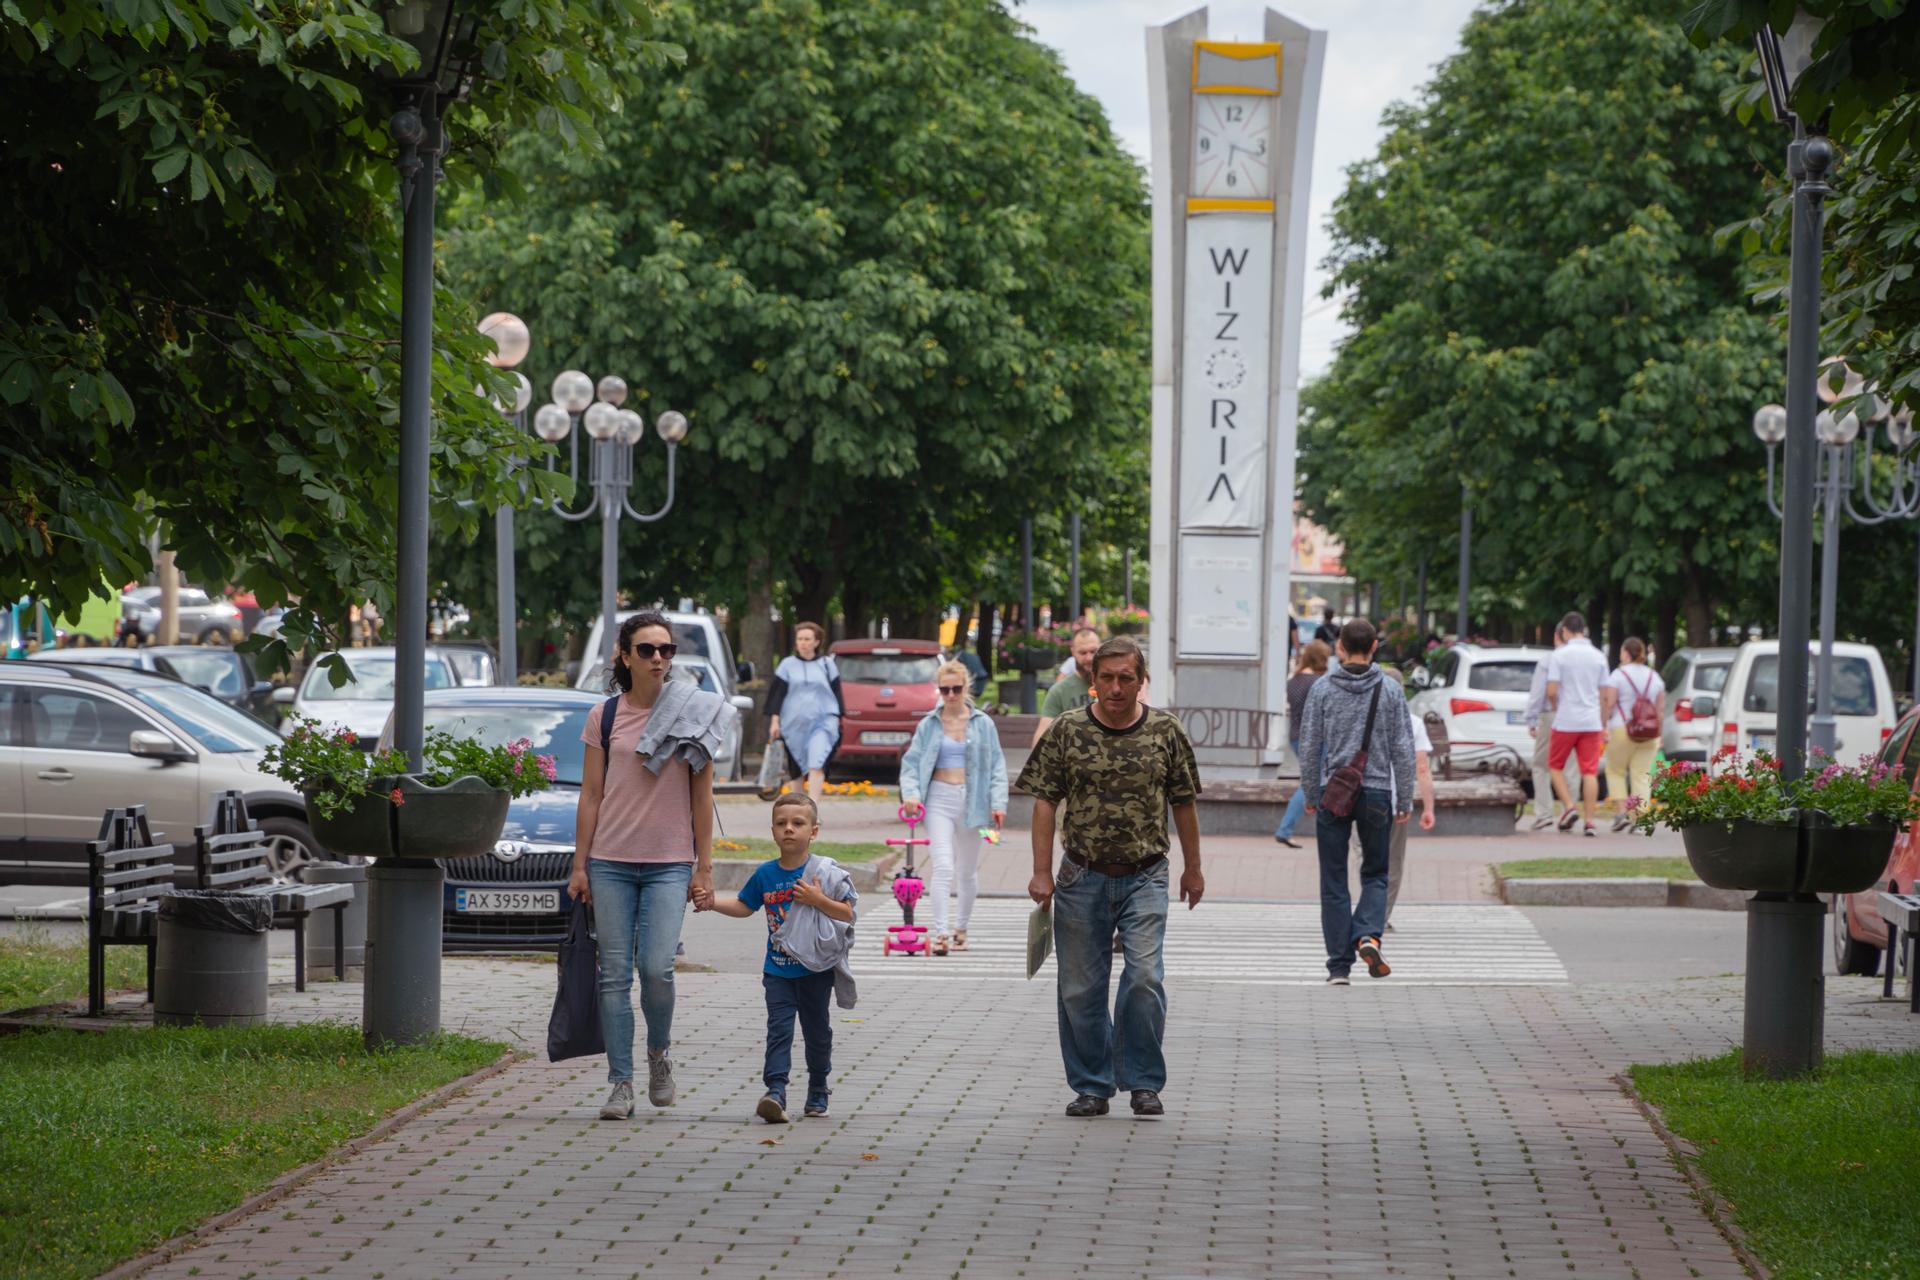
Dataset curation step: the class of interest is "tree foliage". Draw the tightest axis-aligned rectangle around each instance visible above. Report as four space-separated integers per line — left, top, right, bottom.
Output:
438 0 1150 645
0 0 677 652
1301 0 1787 645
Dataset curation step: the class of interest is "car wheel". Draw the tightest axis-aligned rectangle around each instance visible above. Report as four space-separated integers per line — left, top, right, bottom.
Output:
1831 896 1882 977
259 815 334 883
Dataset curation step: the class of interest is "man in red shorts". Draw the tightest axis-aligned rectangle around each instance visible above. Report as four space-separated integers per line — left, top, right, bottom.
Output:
1543 611 1609 837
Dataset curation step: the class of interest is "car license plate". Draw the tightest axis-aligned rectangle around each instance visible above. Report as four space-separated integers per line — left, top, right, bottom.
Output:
862 731 909 746
1506 711 1525 725
1749 733 1776 754
455 888 559 914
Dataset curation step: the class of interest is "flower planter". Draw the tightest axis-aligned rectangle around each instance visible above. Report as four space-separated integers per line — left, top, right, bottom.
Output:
1681 818 1801 893
1006 649 1062 674
305 775 510 861
1106 620 1148 636
1799 815 1898 894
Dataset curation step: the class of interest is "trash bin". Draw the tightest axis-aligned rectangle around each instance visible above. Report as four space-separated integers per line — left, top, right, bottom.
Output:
153 890 273 1027
303 861 367 977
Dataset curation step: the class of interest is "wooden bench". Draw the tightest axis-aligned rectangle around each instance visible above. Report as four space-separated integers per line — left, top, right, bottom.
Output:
1879 890 1919 1014
87 806 176 1016
192 791 352 992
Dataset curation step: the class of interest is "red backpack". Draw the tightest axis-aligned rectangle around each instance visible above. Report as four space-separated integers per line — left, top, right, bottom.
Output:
1622 670 1660 742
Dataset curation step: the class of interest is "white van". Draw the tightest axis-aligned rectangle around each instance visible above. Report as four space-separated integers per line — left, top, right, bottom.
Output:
1713 640 1895 761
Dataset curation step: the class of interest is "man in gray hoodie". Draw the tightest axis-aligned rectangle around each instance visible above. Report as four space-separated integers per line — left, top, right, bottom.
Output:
1298 618 1416 984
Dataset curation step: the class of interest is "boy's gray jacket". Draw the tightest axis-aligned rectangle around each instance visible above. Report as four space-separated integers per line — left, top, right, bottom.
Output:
1297 664 1417 815
772 855 859 1008
633 677 736 775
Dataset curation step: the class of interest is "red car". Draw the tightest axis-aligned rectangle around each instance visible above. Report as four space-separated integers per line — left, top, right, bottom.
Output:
829 638 943 774
1834 703 1920 978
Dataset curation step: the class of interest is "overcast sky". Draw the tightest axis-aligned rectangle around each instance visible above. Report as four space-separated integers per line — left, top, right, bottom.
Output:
1016 0 1484 379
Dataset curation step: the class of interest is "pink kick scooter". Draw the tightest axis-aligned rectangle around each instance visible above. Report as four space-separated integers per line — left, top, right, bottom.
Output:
882 803 930 956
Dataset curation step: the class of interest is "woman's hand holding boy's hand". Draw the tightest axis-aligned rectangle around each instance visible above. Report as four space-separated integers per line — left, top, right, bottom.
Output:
689 870 714 911
791 874 833 910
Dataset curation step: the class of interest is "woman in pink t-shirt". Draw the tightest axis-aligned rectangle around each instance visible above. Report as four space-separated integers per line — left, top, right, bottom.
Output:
567 612 715 1120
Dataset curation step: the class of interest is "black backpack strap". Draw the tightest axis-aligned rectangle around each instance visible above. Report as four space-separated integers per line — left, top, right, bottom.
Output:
599 695 621 784
1359 682 1383 755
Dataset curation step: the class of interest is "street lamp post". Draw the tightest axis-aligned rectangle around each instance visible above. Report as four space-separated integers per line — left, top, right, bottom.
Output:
478 312 532 686
1456 482 1471 642
1069 512 1082 625
1020 517 1036 714
531 373 687 680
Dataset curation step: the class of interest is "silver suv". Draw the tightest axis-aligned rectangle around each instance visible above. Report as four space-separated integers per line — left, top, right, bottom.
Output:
0 663 323 883
1657 647 1736 762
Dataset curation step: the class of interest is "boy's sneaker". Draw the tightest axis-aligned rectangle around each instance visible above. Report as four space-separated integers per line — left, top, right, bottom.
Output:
803 1087 831 1118
599 1081 635 1121
1325 973 1351 986
1357 937 1391 979
756 1093 790 1125
646 1050 675 1107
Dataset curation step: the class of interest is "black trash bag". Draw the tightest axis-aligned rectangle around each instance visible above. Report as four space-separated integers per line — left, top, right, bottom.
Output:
548 897 605 1062
159 890 273 934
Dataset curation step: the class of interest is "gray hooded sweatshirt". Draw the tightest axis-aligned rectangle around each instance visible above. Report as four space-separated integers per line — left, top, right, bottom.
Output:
1297 663 1416 816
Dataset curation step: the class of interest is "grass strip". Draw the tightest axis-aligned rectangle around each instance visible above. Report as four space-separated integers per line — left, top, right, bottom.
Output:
712 837 892 864
1630 1049 1920 1279
0 1021 503 1280
1494 856 1693 881
0 928 147 1013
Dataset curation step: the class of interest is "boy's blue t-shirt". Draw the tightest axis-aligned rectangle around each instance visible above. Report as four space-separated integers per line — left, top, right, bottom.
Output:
737 858 811 978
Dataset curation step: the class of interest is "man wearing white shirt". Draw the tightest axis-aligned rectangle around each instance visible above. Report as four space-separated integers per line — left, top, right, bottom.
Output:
1543 611 1610 836
1385 699 1436 929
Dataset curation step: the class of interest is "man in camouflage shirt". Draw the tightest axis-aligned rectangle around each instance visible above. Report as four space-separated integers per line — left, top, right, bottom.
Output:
1020 635 1203 1119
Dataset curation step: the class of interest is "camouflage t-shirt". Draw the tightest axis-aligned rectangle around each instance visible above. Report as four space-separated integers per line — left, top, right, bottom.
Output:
1017 705 1201 864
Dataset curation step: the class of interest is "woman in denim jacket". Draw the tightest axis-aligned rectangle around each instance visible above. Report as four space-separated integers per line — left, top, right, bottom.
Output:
899 660 1009 954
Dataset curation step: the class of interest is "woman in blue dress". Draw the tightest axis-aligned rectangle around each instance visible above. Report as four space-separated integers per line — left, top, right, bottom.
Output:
764 621 843 803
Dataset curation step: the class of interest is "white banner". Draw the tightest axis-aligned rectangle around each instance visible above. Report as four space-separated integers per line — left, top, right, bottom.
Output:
1177 532 1263 657
1179 214 1272 529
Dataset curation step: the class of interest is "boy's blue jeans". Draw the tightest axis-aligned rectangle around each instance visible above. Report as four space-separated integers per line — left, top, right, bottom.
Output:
1315 787 1393 977
762 970 834 1101
587 858 691 1083
1053 857 1169 1098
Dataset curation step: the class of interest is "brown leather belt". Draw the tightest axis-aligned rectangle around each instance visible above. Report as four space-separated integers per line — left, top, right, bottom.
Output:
1065 850 1167 878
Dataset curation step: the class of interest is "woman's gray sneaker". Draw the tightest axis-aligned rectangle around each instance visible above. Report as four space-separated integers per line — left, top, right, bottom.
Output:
647 1051 675 1107
599 1080 635 1121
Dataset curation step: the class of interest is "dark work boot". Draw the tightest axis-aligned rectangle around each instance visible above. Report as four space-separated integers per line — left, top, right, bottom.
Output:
1130 1090 1164 1117
1065 1094 1110 1117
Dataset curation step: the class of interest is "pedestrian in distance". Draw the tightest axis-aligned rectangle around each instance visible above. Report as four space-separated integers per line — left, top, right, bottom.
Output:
1523 623 1577 830
568 611 718 1121
1601 636 1665 832
1378 666 1436 931
1274 639 1332 849
1313 607 1340 646
1033 625 1102 745
1022 635 1203 1118
1299 618 1416 984
703 792 859 1123
765 621 844 804
898 660 1009 955
1543 611 1611 837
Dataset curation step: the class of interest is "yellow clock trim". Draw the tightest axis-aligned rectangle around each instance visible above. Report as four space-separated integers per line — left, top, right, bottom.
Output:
1192 40 1282 95
1187 197 1276 214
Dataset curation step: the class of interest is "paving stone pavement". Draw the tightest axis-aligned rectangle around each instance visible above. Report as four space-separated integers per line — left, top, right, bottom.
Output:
128 950 1920 1280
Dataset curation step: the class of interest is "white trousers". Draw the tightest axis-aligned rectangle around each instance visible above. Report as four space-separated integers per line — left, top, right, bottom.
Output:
923 781 982 935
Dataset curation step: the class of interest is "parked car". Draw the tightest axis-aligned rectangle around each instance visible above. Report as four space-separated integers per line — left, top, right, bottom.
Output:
0 662 323 883
575 608 750 695
1407 644 1546 781
1713 640 1895 762
274 647 459 747
1833 703 1920 977
115 585 245 645
437 642 500 688
1657 646 1736 763
376 686 599 950
30 644 276 718
829 638 943 774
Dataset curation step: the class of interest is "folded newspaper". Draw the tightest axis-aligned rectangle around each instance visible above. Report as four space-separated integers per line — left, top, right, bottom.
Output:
1026 903 1052 979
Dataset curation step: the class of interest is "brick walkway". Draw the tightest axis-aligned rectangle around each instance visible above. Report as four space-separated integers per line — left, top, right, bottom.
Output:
132 953 1918 1280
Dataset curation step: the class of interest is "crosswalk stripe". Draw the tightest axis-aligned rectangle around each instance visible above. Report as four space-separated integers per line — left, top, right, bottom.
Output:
855 901 1569 985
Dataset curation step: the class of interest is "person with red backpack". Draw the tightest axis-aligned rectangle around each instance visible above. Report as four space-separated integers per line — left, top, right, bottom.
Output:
1600 636 1665 832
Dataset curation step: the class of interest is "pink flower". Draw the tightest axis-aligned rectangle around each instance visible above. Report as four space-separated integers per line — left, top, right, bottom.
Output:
1624 797 1642 812
389 787 405 806
537 755 558 781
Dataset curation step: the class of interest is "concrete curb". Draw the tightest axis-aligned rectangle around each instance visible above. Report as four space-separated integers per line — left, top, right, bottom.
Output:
1499 877 1748 911
1614 1072 1773 1280
99 1048 523 1280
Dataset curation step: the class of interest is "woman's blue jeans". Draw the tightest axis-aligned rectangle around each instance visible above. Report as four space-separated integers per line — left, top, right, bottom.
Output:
587 858 691 1083
1275 740 1307 840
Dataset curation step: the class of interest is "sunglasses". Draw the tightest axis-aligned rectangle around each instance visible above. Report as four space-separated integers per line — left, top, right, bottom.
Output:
627 642 678 660
937 685 966 695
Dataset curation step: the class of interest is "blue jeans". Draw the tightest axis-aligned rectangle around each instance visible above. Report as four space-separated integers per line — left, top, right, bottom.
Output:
1275 745 1307 840
588 858 691 1083
762 970 834 1103
1053 857 1169 1097
1316 787 1393 976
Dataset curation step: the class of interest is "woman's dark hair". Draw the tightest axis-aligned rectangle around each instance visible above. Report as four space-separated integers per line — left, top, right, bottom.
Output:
609 610 673 693
1622 635 1646 663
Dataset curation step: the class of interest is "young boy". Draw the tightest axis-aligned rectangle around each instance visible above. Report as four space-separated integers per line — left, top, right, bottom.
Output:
706 792 855 1122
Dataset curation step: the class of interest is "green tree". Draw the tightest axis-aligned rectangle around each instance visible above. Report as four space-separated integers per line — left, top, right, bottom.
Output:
0 0 677 655
1301 0 1785 649
438 0 1150 653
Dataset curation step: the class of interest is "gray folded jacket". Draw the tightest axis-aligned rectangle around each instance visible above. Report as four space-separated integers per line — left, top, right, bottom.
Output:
772 855 859 1009
632 676 737 776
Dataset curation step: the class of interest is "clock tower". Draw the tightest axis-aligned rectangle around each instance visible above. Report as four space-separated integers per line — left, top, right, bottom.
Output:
1147 8 1325 777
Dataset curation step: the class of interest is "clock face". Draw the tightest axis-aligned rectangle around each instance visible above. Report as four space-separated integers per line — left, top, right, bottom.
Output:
1192 94 1273 199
